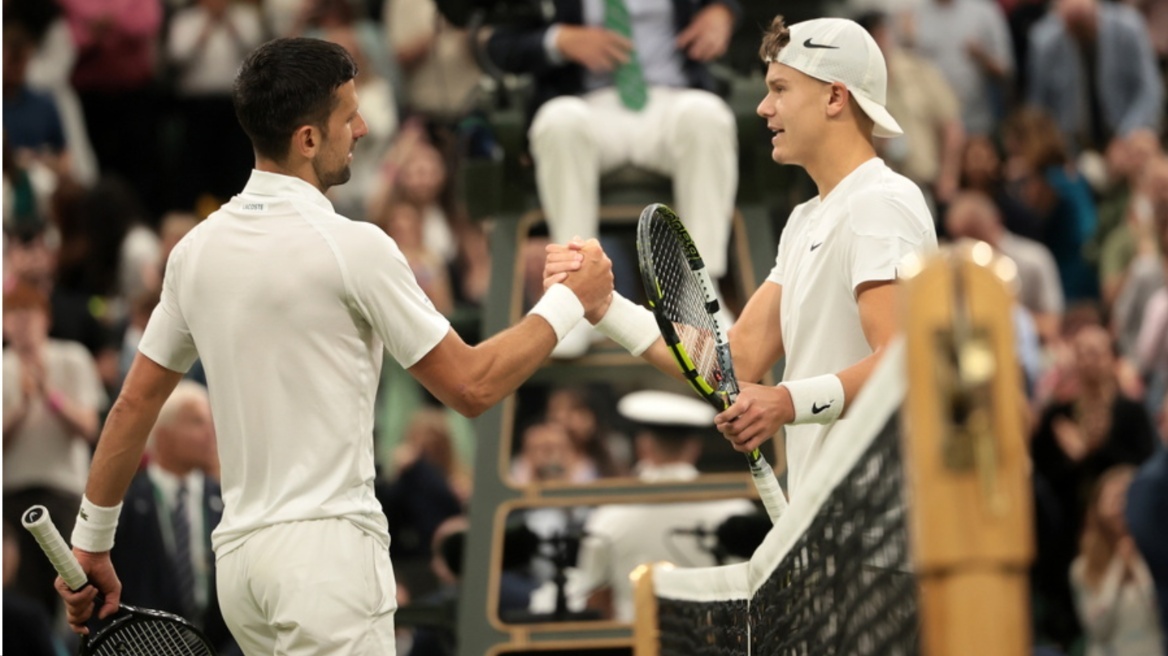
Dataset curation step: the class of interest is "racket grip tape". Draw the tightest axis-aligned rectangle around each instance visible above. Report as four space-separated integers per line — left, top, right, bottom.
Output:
747 455 788 524
21 505 88 591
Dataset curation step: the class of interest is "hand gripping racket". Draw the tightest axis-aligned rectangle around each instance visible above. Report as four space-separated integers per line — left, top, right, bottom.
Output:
637 203 788 523
21 505 217 656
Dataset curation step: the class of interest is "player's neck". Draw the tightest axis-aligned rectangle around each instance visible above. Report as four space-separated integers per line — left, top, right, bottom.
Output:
255 157 327 193
805 135 878 200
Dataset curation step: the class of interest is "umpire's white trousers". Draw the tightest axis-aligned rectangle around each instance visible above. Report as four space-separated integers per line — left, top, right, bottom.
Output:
529 86 738 278
217 518 397 655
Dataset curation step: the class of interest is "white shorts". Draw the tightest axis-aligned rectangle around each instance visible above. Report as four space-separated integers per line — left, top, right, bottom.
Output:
217 518 397 655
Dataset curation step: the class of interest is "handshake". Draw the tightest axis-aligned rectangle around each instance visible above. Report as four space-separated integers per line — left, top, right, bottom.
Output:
542 238 616 324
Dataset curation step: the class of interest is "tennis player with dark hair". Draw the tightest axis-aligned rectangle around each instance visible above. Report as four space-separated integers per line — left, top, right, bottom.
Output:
57 37 613 654
546 16 936 503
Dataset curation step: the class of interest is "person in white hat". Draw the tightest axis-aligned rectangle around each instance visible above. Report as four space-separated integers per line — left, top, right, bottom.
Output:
544 15 937 504
569 390 756 621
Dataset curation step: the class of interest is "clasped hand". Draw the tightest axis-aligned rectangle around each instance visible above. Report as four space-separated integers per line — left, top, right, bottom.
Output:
714 382 794 453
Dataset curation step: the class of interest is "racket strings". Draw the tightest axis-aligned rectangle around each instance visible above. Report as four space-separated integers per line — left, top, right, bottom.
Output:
649 219 727 389
91 618 214 656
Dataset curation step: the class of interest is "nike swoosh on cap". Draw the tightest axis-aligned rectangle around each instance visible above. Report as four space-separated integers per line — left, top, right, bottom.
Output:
803 38 839 50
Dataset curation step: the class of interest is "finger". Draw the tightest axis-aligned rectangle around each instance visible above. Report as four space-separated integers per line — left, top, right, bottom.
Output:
606 32 634 52
676 25 700 49
98 593 119 620
543 272 569 290
607 43 630 65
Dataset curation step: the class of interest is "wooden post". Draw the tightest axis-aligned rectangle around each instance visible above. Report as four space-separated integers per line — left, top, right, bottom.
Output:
901 242 1035 656
631 563 661 656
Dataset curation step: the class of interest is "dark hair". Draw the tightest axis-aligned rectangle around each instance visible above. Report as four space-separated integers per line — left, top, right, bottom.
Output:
232 38 358 162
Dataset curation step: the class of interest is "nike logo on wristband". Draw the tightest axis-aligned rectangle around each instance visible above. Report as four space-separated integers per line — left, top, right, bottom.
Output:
810 242 824 252
804 39 839 50
812 401 833 414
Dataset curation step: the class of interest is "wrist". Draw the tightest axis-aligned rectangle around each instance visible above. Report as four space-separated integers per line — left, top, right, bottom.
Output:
46 390 65 414
779 374 845 424
529 283 586 342
71 495 122 553
593 291 659 356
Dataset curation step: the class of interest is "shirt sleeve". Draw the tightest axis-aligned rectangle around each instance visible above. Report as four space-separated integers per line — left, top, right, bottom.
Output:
138 239 199 373
344 224 451 369
844 193 937 293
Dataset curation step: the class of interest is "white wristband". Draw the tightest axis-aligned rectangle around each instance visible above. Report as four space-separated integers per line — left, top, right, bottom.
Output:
594 291 660 356
780 374 845 424
529 283 586 342
71 495 122 553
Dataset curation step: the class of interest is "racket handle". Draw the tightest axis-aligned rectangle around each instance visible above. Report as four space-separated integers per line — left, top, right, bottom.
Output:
746 452 788 524
22 505 88 591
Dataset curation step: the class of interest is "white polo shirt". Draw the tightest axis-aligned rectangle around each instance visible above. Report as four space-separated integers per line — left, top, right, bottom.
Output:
139 170 451 555
766 158 936 498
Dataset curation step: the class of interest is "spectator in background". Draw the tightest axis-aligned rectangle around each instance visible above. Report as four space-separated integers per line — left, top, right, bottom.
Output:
9 0 99 186
1002 107 1099 302
1132 184 1168 417
1110 156 1168 367
547 385 630 478
110 381 240 654
167 0 265 208
511 420 594 485
959 134 1043 240
58 0 165 213
1096 130 1162 308
946 189 1064 346
370 123 490 306
1070 465 1164 656
908 0 1014 137
859 10 964 213
4 220 107 357
2 283 106 620
485 0 741 357
3 21 69 186
1126 390 1168 640
1026 0 1162 156
1030 324 1158 647
381 199 455 316
384 0 482 120
570 391 757 621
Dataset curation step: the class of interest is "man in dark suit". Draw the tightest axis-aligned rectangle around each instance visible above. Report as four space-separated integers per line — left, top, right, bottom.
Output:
110 380 240 655
486 0 741 356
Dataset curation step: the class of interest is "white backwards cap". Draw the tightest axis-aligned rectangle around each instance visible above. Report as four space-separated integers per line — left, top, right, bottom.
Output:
769 17 903 138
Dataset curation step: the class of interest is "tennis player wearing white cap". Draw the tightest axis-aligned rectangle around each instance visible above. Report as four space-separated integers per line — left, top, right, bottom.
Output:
545 15 937 505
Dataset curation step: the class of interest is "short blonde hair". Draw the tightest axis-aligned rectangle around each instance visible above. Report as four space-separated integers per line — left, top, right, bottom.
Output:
759 15 792 63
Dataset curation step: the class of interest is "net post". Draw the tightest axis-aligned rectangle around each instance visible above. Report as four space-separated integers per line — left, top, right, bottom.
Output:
631 563 661 656
901 242 1034 656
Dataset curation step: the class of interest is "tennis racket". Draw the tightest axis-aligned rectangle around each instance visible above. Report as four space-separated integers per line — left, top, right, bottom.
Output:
636 203 788 523
21 505 217 656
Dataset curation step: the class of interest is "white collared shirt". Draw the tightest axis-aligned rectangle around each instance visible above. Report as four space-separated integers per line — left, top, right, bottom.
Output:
767 158 936 498
139 170 451 554
146 463 209 612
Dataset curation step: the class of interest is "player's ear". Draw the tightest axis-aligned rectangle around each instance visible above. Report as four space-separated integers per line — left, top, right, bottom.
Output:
291 124 320 160
825 82 849 119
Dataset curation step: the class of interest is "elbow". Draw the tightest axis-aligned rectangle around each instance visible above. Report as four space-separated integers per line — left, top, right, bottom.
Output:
451 382 494 418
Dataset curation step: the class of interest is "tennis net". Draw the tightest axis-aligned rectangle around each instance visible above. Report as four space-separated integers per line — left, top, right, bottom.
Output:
651 338 917 655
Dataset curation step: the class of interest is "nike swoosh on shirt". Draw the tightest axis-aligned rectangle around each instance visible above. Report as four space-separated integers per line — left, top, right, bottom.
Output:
810 242 824 252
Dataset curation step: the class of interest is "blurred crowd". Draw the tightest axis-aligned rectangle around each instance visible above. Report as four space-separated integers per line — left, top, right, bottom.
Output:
2 0 1167 654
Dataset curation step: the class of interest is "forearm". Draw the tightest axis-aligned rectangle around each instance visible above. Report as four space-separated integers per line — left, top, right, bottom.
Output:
457 316 560 414
835 345 891 416
84 395 161 506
